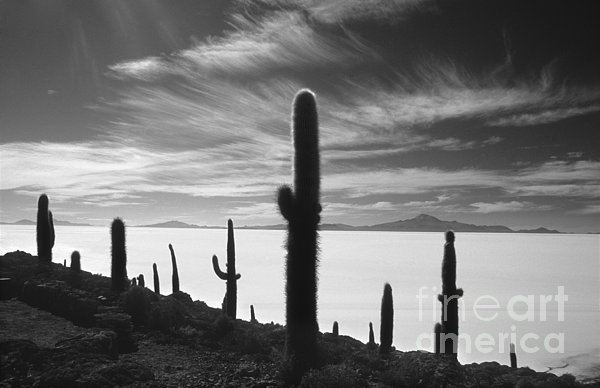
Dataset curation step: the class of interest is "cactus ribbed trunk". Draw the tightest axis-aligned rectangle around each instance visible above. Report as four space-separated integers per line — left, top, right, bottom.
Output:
277 90 321 382
169 244 180 293
111 218 127 292
438 231 462 357
36 194 55 262
379 283 394 355
212 219 241 319
153 263 160 294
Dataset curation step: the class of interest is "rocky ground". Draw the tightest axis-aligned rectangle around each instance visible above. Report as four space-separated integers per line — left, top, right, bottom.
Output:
1 251 598 387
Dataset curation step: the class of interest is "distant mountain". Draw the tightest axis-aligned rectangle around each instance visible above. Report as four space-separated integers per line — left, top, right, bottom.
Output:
0 219 91 226
137 220 202 229
366 214 515 233
516 227 560 234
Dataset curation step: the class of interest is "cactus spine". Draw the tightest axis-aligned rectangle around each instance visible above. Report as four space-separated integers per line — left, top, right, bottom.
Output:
138 274 145 288
36 194 55 262
437 231 463 357
212 219 241 319
153 263 160 294
277 89 321 381
380 283 394 356
70 251 81 271
169 244 180 293
110 218 128 292
510 343 517 368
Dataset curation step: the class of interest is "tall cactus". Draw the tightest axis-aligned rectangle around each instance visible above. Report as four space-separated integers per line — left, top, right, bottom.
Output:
70 251 81 271
36 194 55 262
153 263 160 294
380 283 394 356
169 244 180 293
277 89 321 380
212 219 241 319
437 231 463 357
110 218 128 292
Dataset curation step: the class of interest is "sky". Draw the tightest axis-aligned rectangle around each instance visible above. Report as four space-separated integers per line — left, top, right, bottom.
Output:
1 0 599 233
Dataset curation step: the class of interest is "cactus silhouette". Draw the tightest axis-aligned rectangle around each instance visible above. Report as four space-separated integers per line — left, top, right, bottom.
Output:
368 322 375 345
212 219 241 319
110 218 128 292
36 194 55 262
70 251 81 271
153 263 160 294
332 321 339 337
437 231 463 357
434 322 442 354
169 244 180 293
277 89 322 381
250 305 257 323
138 274 145 288
510 343 517 368
380 283 394 356
63 259 66 267
131 277 137 286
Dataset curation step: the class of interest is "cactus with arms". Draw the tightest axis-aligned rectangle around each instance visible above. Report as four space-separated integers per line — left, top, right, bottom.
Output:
36 194 55 262
277 89 322 381
437 231 463 357
212 219 241 319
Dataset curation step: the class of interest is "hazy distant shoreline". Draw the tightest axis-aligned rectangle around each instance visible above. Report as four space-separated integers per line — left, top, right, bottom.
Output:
2 213 578 233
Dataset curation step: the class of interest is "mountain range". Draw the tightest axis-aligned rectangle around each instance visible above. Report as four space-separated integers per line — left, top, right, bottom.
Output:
1 219 92 227
135 214 561 233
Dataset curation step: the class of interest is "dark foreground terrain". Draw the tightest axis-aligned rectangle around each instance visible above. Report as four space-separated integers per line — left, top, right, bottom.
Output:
1 251 597 387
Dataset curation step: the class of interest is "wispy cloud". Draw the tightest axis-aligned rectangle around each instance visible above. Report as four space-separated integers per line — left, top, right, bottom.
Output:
470 201 551 214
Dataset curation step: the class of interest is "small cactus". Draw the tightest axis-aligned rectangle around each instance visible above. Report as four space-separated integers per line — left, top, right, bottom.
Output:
63 259 66 267
437 231 463 357
510 343 517 368
70 251 81 272
110 218 128 292
212 219 241 319
368 322 375 345
277 90 322 382
434 322 442 354
169 244 180 293
153 263 160 294
138 274 145 288
250 305 258 323
131 277 137 286
36 194 55 262
380 283 394 356
332 321 339 337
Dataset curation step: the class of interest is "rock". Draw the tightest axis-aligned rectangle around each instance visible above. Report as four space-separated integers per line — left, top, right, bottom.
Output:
94 312 137 353
92 360 154 386
20 280 98 326
55 331 118 359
